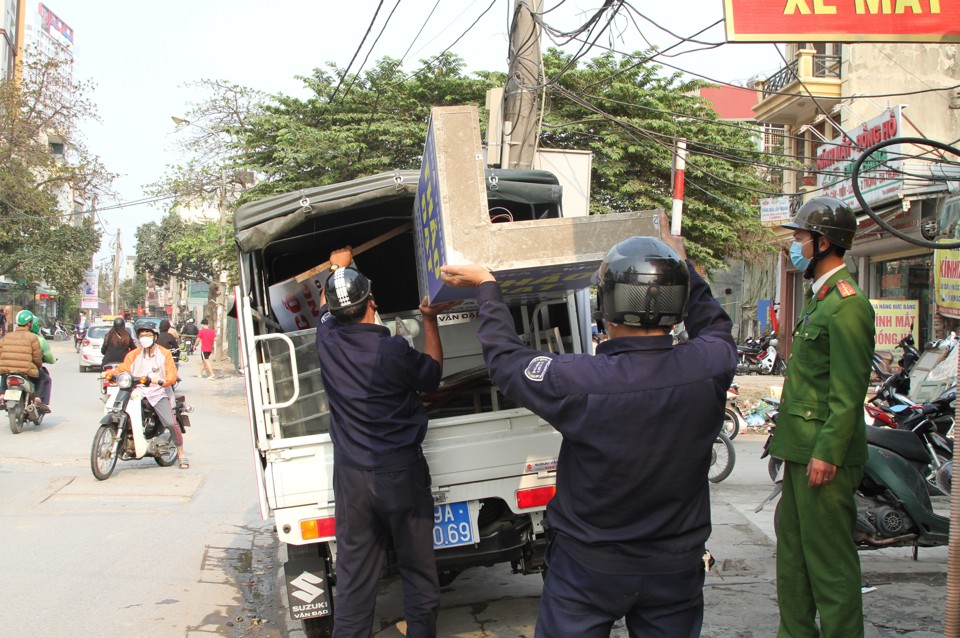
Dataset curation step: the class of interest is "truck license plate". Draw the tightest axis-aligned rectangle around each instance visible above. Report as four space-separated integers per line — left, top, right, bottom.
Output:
433 501 474 549
4 389 21 402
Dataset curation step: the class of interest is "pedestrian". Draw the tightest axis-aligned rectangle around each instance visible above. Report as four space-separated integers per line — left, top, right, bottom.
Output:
0 307 7 338
315 247 457 638
440 225 737 638
197 318 216 378
770 197 875 638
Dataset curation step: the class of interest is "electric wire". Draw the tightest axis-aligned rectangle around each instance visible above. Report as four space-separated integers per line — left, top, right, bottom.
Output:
338 0 405 106
327 0 386 106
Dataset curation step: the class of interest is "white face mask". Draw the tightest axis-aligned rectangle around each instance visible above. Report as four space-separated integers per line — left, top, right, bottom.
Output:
139 336 154 349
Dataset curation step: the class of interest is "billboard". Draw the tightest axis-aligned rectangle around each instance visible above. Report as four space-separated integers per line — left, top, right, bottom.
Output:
80 268 98 309
869 298 918 350
934 248 960 318
760 196 792 227
723 0 960 43
816 106 903 211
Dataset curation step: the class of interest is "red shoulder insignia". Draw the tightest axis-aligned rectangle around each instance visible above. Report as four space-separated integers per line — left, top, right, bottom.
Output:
816 285 831 300
837 280 857 298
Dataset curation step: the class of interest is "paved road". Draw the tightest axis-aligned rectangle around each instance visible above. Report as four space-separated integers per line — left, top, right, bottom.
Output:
1 348 948 637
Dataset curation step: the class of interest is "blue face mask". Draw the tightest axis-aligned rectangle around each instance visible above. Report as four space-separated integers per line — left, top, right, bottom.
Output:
790 239 812 271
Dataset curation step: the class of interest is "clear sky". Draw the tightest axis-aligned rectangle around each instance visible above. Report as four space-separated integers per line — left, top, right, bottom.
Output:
42 0 785 266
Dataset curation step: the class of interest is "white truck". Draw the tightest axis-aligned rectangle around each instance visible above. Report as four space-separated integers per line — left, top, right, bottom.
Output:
233 106 657 637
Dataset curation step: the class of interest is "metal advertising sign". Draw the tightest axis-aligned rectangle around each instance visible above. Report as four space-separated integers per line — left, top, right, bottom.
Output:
723 0 960 43
414 116 449 304
817 107 903 211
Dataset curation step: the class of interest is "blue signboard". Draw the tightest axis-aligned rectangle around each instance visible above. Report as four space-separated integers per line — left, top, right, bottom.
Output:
414 119 448 303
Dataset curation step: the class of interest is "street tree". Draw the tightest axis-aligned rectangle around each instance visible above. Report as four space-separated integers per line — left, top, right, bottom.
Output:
117 273 147 314
0 52 114 302
235 53 502 199
538 49 771 272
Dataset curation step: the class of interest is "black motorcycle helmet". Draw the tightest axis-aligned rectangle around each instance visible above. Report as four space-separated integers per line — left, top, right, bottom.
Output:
594 236 690 328
782 196 857 250
135 320 159 339
112 317 125 329
324 267 371 312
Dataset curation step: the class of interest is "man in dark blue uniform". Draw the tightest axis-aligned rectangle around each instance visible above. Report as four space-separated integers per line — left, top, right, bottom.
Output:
441 232 737 638
316 247 456 638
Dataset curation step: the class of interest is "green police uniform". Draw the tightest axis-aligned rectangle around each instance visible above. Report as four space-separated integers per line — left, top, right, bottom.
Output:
770 267 875 638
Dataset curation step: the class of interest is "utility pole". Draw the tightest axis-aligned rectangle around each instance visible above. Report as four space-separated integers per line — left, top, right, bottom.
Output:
503 0 544 170
111 229 122 315
671 139 687 235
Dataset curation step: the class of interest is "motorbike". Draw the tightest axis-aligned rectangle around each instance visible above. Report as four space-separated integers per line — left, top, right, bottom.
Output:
736 334 785 375
53 320 69 341
722 383 746 440
181 335 196 357
757 439 950 558
2 373 45 434
74 326 87 352
709 431 736 483
98 363 117 402
90 371 192 480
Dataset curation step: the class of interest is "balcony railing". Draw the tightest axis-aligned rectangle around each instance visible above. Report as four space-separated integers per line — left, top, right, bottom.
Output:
762 53 842 99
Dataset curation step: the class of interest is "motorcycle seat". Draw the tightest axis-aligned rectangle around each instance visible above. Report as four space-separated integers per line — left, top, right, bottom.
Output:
865 425 930 464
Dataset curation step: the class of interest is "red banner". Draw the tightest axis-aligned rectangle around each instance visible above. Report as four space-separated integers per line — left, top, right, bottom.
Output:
723 0 960 42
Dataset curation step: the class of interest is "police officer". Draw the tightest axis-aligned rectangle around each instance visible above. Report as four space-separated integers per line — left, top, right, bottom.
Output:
441 230 737 637
772 197 875 638
316 247 457 638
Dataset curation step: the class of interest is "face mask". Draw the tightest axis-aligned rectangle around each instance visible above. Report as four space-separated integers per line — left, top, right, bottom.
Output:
140 336 154 348
789 239 812 271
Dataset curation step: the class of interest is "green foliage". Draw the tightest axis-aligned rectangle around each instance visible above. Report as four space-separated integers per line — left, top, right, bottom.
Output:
134 213 234 284
118 273 146 311
538 49 771 271
235 54 502 200
0 53 113 295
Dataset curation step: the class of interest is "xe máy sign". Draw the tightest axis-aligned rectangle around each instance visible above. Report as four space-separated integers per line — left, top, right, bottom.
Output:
723 0 960 42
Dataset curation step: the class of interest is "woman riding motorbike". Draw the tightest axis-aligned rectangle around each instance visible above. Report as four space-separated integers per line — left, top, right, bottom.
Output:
100 317 135 366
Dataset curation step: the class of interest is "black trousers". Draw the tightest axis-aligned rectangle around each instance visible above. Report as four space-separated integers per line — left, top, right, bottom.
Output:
332 457 439 638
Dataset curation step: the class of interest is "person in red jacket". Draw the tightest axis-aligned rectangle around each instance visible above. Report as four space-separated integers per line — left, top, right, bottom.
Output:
197 318 216 379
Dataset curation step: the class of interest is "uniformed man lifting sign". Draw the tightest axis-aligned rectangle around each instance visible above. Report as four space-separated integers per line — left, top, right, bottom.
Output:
772 196 876 638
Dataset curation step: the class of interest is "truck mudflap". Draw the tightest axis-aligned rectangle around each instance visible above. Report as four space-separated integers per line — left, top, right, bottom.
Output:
284 544 334 621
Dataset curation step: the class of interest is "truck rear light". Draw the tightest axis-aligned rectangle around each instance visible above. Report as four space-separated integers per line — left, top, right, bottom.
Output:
516 486 556 509
300 517 336 540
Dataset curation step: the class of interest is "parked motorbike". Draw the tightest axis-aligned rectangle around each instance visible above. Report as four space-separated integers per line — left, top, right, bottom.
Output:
757 439 950 558
736 334 785 375
722 383 746 440
709 431 736 483
90 372 192 480
2 373 45 434
53 320 69 341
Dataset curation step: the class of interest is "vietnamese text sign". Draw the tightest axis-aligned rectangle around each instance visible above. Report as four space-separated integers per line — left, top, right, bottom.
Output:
723 0 960 43
870 298 918 350
761 196 791 227
817 107 902 212
934 248 960 318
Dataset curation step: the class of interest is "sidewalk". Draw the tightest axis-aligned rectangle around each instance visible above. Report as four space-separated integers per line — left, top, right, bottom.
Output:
704 488 947 637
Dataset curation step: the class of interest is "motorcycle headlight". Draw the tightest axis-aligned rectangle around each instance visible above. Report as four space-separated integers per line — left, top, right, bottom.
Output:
116 372 134 389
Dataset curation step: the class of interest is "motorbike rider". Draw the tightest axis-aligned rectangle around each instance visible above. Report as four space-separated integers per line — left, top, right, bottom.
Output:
113 321 188 469
0 310 44 408
101 317 136 366
29 316 55 413
181 317 199 353
440 228 737 637
156 319 181 368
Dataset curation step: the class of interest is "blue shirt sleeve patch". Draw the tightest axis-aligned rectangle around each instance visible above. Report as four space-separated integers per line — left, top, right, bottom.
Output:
524 356 553 382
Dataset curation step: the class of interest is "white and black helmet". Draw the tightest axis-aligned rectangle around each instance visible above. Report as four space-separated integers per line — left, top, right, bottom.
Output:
594 236 690 328
324 267 371 311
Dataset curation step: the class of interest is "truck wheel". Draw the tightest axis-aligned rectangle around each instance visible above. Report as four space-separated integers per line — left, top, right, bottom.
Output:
302 616 334 638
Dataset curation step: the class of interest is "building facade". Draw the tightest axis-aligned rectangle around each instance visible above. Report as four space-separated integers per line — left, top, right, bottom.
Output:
753 42 960 357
